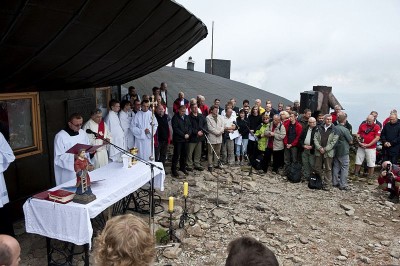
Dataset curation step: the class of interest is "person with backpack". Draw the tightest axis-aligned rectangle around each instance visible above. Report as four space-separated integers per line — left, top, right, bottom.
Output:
313 114 339 191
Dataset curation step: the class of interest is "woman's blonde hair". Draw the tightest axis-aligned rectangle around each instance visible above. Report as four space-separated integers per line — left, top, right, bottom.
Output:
93 214 155 266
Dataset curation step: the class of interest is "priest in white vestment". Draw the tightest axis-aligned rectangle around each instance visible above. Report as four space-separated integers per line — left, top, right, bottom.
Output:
0 132 15 208
119 100 134 149
83 109 110 169
131 100 158 161
54 114 90 186
105 100 125 162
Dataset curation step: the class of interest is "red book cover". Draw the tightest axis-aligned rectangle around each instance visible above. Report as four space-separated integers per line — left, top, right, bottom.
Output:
66 143 104 154
48 190 75 204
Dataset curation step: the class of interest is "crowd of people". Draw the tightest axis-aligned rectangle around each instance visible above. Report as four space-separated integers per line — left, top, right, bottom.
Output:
3 82 400 265
52 81 400 203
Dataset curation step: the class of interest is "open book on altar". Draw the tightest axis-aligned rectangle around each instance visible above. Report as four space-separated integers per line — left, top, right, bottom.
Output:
66 143 105 154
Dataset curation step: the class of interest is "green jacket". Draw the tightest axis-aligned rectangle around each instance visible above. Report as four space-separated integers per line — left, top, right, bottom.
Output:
314 124 339 158
334 124 353 156
255 123 269 151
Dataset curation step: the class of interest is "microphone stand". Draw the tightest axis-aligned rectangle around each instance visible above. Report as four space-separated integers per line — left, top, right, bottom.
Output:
86 130 162 231
202 129 233 213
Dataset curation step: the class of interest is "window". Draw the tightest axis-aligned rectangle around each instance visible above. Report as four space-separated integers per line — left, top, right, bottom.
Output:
0 92 42 158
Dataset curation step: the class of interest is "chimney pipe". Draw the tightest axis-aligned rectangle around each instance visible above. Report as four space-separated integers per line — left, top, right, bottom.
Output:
186 56 195 71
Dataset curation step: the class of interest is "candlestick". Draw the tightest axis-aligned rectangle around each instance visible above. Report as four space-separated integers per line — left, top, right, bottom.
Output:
183 182 188 197
168 196 174 212
179 195 196 228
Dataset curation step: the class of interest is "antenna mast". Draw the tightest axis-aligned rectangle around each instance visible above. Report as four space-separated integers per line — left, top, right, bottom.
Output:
211 21 214 75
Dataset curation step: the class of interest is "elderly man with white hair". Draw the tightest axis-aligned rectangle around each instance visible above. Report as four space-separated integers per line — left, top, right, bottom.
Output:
299 116 317 181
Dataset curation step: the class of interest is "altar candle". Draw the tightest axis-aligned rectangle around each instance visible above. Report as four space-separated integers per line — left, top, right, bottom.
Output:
183 182 189 197
168 196 174 212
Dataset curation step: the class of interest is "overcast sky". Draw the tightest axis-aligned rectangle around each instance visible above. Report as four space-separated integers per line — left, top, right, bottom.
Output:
173 0 400 126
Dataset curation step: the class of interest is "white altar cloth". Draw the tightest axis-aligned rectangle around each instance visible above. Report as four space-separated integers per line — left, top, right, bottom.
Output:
23 161 164 247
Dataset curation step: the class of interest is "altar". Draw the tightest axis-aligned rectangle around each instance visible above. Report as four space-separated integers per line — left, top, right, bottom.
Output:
23 161 165 247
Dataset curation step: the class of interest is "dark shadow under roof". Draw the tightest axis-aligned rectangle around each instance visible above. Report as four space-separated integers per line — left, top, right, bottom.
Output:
123 66 292 108
0 0 207 92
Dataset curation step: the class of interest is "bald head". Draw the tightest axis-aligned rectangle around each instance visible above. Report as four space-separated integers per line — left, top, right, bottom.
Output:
0 235 20 266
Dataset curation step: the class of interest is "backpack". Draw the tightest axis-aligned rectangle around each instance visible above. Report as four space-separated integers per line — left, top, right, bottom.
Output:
287 162 302 183
252 154 264 170
308 172 323 189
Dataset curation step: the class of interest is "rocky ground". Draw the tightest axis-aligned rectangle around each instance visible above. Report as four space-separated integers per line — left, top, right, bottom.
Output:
16 162 400 266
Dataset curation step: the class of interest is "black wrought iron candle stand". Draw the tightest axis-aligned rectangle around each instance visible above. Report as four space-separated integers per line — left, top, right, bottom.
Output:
167 211 180 242
179 196 196 228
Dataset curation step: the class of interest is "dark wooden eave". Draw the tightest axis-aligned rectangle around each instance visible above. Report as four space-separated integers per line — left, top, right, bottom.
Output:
0 0 208 92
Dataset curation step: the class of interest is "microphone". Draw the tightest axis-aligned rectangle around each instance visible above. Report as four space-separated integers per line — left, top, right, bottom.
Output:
86 129 98 137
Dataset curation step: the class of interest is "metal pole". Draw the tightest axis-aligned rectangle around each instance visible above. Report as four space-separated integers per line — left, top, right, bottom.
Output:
211 21 214 75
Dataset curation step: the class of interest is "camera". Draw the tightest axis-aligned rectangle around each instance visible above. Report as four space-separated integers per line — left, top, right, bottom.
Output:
386 163 391 173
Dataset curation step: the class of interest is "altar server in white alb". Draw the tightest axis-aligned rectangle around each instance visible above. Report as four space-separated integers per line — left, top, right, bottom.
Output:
54 113 90 186
119 100 135 149
105 99 125 162
0 132 15 208
83 109 110 169
131 100 158 161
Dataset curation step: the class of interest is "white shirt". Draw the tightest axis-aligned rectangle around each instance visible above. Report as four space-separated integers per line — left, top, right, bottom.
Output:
54 129 90 186
0 133 15 207
131 110 158 161
105 111 125 161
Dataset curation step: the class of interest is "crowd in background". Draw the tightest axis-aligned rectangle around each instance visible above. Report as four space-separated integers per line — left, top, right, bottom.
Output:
111 82 398 203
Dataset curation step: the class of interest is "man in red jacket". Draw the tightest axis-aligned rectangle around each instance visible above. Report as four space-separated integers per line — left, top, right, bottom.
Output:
378 161 400 203
330 105 342 123
283 111 303 175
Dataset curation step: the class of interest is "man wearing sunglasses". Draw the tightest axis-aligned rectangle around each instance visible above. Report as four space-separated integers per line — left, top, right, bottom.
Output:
54 113 90 186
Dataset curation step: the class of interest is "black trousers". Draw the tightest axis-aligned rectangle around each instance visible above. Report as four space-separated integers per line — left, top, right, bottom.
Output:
0 204 15 236
247 140 257 162
155 140 168 165
263 148 273 172
272 149 284 172
171 141 188 172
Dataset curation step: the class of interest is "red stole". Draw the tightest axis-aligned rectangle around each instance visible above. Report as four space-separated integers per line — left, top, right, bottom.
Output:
97 120 105 139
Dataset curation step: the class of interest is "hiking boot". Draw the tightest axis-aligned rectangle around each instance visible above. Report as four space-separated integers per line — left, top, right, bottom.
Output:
186 167 193 172
349 173 359 181
194 166 204 171
180 169 189 175
389 195 399 204
339 186 351 191
172 171 180 178
208 166 213 172
322 184 331 191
